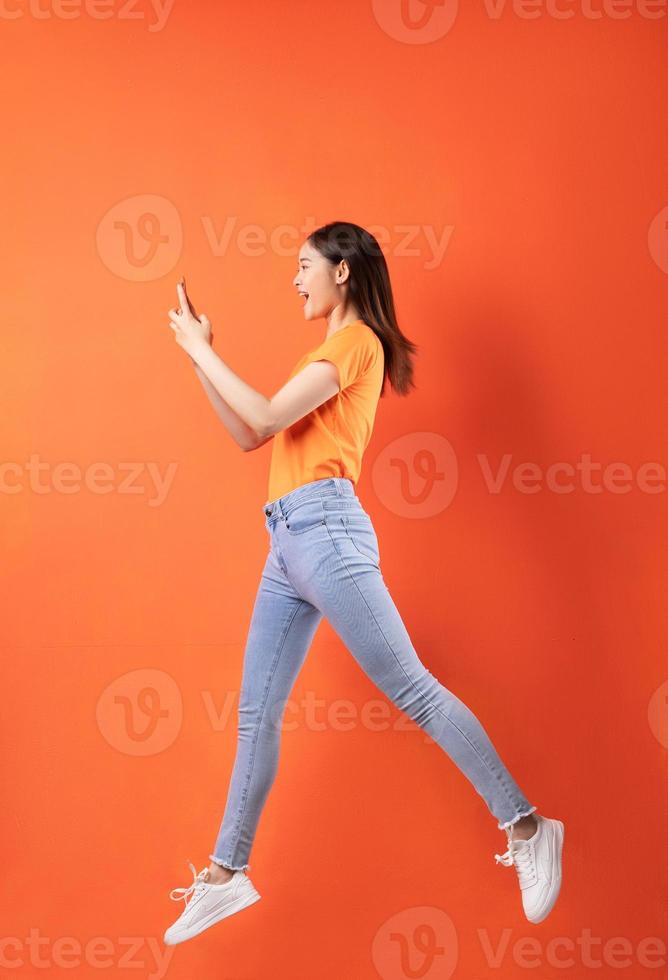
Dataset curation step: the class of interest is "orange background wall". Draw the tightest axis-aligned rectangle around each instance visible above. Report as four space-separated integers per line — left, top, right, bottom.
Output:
3 1 667 978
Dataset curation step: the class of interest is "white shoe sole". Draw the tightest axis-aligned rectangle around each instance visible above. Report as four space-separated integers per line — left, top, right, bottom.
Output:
527 818 564 924
164 884 262 945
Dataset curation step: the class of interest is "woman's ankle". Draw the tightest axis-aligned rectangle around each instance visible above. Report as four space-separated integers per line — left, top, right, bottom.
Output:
208 863 235 884
511 813 538 839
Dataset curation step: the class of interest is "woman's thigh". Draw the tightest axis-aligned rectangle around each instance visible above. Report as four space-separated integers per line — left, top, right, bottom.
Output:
278 500 431 703
239 546 323 731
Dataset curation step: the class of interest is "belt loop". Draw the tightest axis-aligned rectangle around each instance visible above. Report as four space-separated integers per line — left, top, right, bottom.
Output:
335 478 342 497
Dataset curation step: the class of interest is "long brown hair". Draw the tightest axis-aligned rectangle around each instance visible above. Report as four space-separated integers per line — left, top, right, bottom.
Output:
307 221 418 397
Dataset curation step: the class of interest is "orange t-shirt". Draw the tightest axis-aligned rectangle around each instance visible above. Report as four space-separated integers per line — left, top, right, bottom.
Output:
267 319 384 501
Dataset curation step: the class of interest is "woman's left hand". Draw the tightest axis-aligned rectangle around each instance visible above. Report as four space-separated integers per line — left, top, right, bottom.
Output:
168 280 213 359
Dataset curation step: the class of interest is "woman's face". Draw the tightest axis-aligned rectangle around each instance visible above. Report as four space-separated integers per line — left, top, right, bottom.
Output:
293 241 346 321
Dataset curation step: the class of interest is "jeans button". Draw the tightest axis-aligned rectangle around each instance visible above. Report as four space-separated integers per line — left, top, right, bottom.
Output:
265 507 272 516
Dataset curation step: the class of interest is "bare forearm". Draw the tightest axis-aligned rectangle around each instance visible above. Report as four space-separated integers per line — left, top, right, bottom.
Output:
190 341 272 438
193 363 262 451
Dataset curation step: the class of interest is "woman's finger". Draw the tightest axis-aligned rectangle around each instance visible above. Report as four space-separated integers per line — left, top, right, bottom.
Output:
182 277 199 319
176 282 189 313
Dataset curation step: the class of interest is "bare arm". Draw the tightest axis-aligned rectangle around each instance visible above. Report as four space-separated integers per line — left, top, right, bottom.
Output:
192 362 273 452
170 278 271 452
168 281 340 447
190 342 341 441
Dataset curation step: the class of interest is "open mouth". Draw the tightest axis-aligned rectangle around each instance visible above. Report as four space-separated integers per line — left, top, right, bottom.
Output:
298 292 309 304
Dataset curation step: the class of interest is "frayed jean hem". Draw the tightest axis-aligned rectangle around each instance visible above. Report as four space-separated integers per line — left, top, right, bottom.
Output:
497 804 538 831
208 853 250 872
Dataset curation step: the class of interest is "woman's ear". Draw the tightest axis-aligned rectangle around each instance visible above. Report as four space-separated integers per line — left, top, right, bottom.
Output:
337 260 350 284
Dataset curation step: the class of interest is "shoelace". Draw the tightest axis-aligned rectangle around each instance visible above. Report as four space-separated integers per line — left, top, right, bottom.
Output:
494 827 535 879
169 861 211 904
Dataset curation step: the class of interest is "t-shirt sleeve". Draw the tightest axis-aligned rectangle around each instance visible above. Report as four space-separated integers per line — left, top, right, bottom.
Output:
306 329 379 392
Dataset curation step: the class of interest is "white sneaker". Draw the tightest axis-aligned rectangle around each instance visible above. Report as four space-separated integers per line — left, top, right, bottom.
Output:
493 813 564 923
164 862 261 945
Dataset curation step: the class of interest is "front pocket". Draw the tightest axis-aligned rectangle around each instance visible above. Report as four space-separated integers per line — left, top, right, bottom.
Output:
324 511 380 567
344 516 380 566
284 498 326 535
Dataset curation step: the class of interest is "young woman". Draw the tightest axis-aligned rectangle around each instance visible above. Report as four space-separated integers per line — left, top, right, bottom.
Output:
163 222 564 945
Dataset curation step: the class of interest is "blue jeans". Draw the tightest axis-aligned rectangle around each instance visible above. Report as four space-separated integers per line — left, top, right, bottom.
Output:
209 477 536 871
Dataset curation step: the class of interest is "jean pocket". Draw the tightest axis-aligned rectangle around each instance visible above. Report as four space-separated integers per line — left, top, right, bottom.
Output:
324 507 380 567
344 514 380 566
284 498 326 535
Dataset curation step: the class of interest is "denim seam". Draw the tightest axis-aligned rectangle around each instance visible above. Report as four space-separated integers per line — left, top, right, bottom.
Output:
224 597 306 866
276 537 306 595
343 519 380 568
324 520 520 816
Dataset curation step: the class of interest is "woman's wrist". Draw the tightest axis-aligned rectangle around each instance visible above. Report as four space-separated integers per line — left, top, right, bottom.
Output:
191 342 213 368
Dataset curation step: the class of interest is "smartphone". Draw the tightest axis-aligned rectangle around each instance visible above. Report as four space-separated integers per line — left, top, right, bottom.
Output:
181 277 198 319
